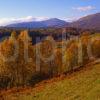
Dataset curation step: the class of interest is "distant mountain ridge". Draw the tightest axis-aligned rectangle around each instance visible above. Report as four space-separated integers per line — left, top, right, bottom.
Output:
70 13 100 30
6 13 100 30
7 18 68 28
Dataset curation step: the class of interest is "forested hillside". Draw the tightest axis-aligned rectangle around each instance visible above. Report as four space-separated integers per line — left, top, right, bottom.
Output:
0 30 99 90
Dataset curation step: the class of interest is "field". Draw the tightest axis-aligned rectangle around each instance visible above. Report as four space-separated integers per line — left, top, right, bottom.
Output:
1 60 100 100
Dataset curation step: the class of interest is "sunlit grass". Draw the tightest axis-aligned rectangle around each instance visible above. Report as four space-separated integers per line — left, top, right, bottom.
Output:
3 61 100 100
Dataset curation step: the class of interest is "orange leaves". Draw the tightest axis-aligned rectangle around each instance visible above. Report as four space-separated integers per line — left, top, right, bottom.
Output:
81 33 90 46
92 39 100 58
18 30 31 42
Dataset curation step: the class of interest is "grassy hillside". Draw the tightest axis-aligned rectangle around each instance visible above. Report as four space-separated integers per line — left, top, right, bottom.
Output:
2 60 100 100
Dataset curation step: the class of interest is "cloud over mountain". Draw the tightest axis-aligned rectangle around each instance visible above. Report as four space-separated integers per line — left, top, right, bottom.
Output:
0 16 49 26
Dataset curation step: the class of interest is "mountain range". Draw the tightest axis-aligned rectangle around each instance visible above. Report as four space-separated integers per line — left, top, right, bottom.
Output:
70 13 100 30
7 13 100 30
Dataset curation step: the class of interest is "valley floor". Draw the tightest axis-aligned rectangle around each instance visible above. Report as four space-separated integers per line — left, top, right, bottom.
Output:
1 60 100 100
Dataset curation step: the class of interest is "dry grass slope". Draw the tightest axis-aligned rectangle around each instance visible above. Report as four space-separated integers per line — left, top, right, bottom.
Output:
2 60 100 100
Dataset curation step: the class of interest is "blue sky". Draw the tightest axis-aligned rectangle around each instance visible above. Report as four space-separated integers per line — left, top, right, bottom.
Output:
0 0 99 25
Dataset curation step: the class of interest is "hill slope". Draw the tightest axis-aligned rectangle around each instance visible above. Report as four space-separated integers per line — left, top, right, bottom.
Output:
2 60 100 100
70 13 100 30
7 18 68 29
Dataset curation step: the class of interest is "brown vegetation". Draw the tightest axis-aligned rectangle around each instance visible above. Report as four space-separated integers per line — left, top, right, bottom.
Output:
0 30 99 90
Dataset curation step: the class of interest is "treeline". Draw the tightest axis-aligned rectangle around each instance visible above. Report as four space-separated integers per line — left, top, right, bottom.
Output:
0 30 99 89
0 27 99 44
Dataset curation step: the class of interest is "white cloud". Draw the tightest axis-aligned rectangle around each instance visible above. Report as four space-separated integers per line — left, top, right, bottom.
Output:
0 16 49 26
62 17 80 22
72 6 95 12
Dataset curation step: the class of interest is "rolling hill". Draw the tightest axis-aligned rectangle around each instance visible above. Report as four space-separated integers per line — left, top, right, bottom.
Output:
70 13 100 30
7 18 68 29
